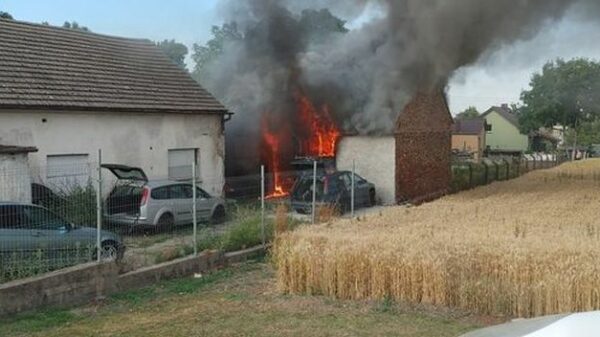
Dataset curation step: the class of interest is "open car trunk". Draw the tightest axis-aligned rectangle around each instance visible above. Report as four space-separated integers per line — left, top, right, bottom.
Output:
102 164 148 216
105 183 144 215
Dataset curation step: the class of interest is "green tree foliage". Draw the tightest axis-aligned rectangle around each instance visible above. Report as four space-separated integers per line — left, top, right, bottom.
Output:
564 119 600 146
156 39 188 69
192 22 243 80
455 106 480 120
519 59 600 133
0 11 13 19
62 21 90 32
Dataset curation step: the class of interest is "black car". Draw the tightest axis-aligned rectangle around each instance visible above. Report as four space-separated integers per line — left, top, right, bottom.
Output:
290 171 376 214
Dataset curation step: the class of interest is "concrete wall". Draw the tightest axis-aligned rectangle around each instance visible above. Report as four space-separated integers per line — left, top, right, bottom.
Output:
0 152 32 202
485 111 529 152
337 136 396 205
0 245 267 316
0 110 225 196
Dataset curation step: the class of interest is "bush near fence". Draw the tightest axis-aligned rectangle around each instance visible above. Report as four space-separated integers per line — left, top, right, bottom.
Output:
450 155 562 193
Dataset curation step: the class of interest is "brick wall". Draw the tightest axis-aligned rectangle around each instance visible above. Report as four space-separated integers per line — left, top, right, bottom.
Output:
395 91 453 203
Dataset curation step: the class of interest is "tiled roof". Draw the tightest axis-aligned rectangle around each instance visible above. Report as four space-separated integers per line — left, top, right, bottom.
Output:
0 19 226 114
453 118 485 135
482 105 520 129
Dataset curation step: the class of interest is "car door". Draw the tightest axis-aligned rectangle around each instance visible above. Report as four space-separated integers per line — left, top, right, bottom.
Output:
21 205 81 268
195 186 214 221
168 184 193 225
0 205 37 265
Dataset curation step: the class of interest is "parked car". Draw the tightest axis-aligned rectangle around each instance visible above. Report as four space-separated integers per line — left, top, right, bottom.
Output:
0 202 124 269
102 164 226 232
290 170 376 214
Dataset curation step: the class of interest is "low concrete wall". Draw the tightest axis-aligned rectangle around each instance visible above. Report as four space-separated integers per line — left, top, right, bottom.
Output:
0 262 118 316
0 246 267 316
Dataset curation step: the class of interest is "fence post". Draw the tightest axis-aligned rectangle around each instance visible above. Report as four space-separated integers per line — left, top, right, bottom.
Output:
533 157 537 170
494 161 499 181
516 158 521 177
96 149 102 263
192 161 198 256
484 162 489 184
468 163 473 188
260 165 265 248
351 160 355 218
311 160 317 225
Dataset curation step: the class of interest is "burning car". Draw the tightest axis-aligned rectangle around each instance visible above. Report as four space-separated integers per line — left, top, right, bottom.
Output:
290 168 376 214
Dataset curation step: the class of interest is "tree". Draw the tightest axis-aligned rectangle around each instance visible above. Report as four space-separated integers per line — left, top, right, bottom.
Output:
156 39 188 69
519 59 600 134
62 21 90 32
192 22 243 80
0 11 12 19
454 106 480 120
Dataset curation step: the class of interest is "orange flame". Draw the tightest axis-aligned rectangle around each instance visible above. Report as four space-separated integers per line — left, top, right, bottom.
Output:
262 115 289 199
261 92 341 199
296 93 340 157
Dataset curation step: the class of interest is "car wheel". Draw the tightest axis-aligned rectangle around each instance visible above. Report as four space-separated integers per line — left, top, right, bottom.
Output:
99 242 121 262
211 206 226 225
157 213 174 233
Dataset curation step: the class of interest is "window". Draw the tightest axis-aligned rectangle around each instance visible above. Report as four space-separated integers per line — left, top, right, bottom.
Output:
196 187 211 199
151 187 169 200
168 185 189 199
47 154 90 189
168 149 198 181
0 205 25 229
22 206 68 230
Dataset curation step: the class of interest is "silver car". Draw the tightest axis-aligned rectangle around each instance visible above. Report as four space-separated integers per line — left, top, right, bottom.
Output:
102 165 226 232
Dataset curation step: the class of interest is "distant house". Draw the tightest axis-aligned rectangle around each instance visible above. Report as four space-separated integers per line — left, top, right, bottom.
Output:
0 19 229 196
481 104 529 155
452 118 487 162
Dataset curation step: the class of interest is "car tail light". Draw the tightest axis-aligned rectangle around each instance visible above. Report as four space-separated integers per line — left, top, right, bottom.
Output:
140 186 150 206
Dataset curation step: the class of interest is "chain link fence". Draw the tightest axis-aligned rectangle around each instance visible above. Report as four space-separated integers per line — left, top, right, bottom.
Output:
0 153 375 283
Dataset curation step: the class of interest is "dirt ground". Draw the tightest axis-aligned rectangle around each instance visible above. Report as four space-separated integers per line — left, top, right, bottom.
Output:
2 261 499 337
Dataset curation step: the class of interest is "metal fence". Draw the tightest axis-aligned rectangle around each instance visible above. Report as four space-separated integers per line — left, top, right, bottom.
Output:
0 153 371 284
1 150 567 284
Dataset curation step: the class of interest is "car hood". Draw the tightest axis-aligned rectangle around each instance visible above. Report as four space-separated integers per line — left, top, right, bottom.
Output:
461 311 600 337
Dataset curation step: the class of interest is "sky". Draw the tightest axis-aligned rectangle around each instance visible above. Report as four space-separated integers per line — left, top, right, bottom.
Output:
3 0 600 115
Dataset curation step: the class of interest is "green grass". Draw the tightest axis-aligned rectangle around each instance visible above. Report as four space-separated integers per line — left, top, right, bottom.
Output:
1 261 486 337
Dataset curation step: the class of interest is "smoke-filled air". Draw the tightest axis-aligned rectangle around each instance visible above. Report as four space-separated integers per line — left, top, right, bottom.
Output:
195 0 598 175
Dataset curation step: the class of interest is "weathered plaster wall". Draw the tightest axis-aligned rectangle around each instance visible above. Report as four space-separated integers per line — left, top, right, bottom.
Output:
337 136 396 205
0 111 225 196
0 153 32 202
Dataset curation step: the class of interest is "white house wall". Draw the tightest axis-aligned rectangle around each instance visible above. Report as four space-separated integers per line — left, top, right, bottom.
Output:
336 136 396 205
0 110 225 196
0 153 32 203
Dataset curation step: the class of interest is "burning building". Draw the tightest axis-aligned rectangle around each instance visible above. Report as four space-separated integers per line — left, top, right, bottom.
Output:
337 91 453 205
206 0 595 201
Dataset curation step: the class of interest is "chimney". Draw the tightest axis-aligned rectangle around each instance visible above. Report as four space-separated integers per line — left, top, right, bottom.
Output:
501 103 509 110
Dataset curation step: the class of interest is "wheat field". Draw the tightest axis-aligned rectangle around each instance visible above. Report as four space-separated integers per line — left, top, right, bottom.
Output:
274 159 600 318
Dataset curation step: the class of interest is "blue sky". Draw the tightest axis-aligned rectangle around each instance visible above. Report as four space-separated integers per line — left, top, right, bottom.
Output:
3 1 600 114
